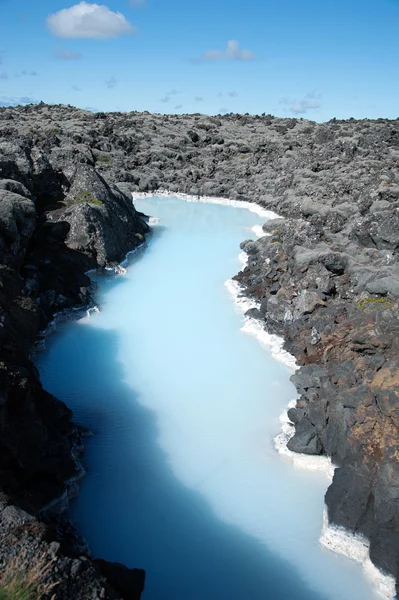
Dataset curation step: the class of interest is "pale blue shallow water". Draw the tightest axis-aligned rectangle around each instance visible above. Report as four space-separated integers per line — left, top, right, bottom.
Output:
36 196 378 600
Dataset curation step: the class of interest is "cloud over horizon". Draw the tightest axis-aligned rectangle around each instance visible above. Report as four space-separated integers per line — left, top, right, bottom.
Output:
280 91 321 115
55 46 82 60
198 40 254 62
47 2 136 39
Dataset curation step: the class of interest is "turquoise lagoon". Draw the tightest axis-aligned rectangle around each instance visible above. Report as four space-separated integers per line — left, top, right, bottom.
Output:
35 195 380 600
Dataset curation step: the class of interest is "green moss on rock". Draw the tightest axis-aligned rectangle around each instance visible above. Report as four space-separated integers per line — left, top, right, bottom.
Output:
356 296 393 312
69 191 104 207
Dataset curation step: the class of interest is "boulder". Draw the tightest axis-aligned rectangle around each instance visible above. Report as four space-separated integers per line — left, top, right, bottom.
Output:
0 189 36 266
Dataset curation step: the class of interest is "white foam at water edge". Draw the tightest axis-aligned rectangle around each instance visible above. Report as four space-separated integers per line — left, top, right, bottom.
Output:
224 278 297 372
274 399 336 480
119 239 148 270
132 190 281 220
104 264 127 275
226 276 335 476
320 509 396 600
225 252 339 480
241 316 298 372
34 305 100 353
238 251 248 267
251 224 264 238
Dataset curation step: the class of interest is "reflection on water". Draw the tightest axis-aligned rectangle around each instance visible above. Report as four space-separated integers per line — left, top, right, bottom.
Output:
36 196 378 600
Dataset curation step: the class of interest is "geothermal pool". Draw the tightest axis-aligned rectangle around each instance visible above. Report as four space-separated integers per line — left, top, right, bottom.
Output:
36 195 380 600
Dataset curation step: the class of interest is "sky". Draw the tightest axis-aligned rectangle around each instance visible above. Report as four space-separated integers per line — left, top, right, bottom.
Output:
0 0 398 121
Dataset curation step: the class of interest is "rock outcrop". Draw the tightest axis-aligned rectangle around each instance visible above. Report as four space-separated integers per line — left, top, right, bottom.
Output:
234 218 399 593
0 501 145 599
1 101 399 595
0 105 149 598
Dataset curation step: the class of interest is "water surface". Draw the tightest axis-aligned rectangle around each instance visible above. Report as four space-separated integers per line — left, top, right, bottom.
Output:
36 196 378 600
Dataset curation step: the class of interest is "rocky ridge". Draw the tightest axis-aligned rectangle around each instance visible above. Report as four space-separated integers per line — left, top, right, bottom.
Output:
0 102 399 595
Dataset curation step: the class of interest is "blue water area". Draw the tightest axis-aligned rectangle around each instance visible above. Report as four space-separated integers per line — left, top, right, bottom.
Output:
35 196 378 600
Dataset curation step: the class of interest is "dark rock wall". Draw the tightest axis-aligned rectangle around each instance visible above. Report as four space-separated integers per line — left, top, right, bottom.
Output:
0 104 149 598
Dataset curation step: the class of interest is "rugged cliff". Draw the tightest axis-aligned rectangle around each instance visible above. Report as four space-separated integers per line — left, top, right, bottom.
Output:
0 102 398 595
0 104 148 598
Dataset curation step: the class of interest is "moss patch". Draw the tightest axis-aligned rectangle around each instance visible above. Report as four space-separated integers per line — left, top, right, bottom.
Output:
44 128 61 137
97 154 111 164
69 191 104 207
356 296 393 312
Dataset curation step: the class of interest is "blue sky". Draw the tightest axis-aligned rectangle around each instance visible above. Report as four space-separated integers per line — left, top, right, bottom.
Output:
0 0 398 120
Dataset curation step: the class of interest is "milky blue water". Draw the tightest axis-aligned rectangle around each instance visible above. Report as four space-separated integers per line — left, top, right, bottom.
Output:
35 196 378 600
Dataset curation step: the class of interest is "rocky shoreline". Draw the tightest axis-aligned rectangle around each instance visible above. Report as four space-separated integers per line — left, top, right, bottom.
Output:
234 217 399 596
227 251 397 598
0 102 398 597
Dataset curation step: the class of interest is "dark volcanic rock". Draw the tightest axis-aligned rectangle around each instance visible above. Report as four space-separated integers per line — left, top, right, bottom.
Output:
53 164 149 266
0 189 36 267
0 104 150 598
287 417 323 455
95 560 146 600
0 501 140 600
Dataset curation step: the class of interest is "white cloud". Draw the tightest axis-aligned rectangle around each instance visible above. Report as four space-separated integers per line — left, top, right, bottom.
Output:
201 40 254 62
290 100 321 114
47 2 136 39
56 46 82 60
280 91 321 115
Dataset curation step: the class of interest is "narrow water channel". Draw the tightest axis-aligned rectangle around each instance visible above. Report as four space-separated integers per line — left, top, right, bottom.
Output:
35 196 379 600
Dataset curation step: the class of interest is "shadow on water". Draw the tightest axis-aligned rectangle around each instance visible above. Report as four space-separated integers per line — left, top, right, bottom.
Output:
39 322 330 600
90 224 167 297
